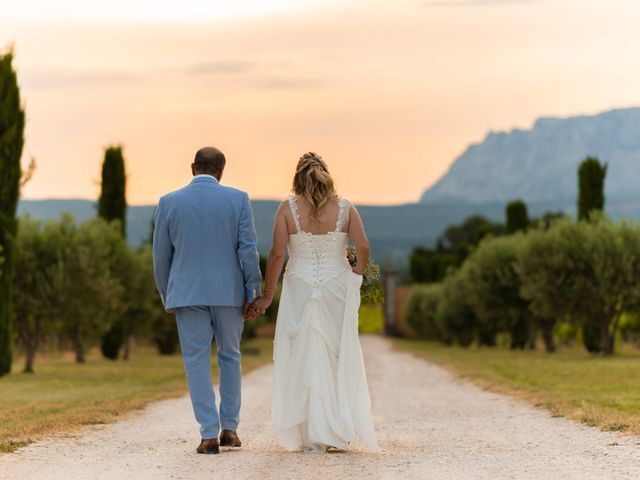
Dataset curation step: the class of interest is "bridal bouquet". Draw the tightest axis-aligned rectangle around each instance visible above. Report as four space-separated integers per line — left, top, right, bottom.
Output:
346 244 383 305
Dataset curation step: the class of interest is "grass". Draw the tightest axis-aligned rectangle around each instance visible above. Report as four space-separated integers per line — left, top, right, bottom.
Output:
359 305 383 334
395 339 640 435
0 338 273 453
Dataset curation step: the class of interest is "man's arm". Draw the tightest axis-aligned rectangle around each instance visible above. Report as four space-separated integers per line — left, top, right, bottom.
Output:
152 198 173 310
237 192 262 304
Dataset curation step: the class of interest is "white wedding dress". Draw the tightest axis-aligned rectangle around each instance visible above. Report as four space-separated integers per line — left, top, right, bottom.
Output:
272 196 380 452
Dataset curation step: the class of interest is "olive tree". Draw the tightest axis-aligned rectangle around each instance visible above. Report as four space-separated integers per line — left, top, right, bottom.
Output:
460 235 533 349
517 218 640 355
404 284 443 340
435 272 477 347
50 215 124 363
12 216 58 372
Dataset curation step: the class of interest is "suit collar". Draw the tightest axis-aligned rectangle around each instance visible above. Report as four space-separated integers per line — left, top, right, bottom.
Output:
191 175 219 185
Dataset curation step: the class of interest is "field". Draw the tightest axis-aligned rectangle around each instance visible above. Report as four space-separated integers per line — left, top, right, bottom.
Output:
0 339 273 453
359 305 384 334
395 339 640 435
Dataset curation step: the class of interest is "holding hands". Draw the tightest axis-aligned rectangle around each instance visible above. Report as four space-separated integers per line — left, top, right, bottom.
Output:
243 294 274 321
252 296 273 315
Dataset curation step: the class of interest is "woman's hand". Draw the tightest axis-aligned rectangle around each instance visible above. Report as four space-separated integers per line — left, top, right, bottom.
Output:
352 267 365 276
251 295 273 315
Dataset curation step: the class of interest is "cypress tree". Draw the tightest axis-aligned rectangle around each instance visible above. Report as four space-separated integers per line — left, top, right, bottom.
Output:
0 50 25 376
505 199 529 234
98 146 127 236
577 157 607 221
577 157 607 353
98 146 127 359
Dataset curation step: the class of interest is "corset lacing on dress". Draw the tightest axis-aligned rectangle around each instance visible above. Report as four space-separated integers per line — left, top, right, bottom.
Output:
284 196 352 300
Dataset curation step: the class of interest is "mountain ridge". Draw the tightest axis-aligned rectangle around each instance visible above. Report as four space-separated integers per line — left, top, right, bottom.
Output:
421 107 640 205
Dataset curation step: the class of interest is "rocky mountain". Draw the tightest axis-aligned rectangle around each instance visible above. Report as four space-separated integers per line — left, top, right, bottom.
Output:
421 108 640 205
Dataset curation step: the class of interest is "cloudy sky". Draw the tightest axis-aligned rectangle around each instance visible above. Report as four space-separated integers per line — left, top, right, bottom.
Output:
2 0 640 205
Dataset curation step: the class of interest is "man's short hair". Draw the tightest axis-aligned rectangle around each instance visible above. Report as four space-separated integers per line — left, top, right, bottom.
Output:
193 147 226 176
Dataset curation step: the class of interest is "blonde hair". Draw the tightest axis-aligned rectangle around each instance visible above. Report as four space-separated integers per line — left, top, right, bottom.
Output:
292 152 337 221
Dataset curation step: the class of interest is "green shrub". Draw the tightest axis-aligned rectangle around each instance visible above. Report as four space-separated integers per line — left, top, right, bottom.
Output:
506 199 529 234
620 312 640 347
436 274 476 347
553 320 577 347
404 284 443 340
459 235 531 349
100 321 123 360
518 218 640 355
153 312 179 355
581 324 602 354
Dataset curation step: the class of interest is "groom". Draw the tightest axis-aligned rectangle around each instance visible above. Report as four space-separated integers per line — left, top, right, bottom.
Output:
153 146 263 454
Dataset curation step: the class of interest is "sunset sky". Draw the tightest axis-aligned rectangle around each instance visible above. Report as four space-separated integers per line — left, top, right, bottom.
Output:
2 0 640 205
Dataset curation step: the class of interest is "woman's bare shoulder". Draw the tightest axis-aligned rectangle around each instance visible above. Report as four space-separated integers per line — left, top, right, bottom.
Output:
278 197 299 223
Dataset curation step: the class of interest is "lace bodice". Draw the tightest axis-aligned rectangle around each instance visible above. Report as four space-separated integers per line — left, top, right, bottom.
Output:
285 197 352 296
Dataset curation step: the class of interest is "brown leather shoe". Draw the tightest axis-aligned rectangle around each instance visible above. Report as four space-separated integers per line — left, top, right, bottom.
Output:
196 438 220 454
219 429 242 447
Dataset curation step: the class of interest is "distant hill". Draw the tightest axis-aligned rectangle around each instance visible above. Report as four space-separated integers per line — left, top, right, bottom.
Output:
421 107 640 205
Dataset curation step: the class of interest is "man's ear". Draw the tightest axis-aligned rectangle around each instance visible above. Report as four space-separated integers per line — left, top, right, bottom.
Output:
191 164 196 176
217 168 224 182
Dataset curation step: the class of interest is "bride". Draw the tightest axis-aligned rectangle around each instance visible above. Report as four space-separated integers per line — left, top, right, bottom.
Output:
251 152 380 453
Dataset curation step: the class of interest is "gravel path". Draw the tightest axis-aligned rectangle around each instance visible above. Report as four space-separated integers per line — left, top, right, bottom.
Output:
1 335 639 480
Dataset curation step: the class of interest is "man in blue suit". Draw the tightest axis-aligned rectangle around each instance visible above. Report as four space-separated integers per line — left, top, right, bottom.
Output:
153 146 262 455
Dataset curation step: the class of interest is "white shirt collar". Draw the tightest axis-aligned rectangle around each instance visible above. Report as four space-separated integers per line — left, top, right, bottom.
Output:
193 174 218 183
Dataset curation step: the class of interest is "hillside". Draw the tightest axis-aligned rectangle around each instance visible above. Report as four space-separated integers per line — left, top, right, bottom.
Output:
421 108 640 205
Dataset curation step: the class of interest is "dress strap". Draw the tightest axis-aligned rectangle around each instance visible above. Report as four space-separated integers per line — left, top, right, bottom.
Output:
288 196 302 233
335 198 351 232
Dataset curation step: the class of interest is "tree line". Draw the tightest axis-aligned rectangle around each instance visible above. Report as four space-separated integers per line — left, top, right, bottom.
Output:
11 141 184 372
0 49 281 375
13 213 180 372
405 157 639 356
7 143 280 373
0 52 175 374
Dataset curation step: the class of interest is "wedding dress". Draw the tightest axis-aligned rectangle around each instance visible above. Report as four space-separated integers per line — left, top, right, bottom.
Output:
272 196 380 452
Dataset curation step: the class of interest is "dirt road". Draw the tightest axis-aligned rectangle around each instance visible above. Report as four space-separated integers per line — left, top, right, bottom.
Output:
1 336 638 480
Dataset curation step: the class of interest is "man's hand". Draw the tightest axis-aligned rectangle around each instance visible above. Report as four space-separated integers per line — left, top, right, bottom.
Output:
243 301 258 321
165 308 175 315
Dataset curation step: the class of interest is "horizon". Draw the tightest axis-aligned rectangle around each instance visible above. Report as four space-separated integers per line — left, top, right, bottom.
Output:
3 0 640 205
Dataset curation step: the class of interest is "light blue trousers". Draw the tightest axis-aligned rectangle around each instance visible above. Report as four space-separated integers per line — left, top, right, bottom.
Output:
175 306 245 439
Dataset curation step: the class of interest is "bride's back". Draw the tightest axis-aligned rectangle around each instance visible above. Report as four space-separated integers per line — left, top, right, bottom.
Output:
287 195 346 235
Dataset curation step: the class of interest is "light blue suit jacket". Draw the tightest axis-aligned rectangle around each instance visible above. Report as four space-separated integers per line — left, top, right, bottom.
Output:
152 175 262 309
